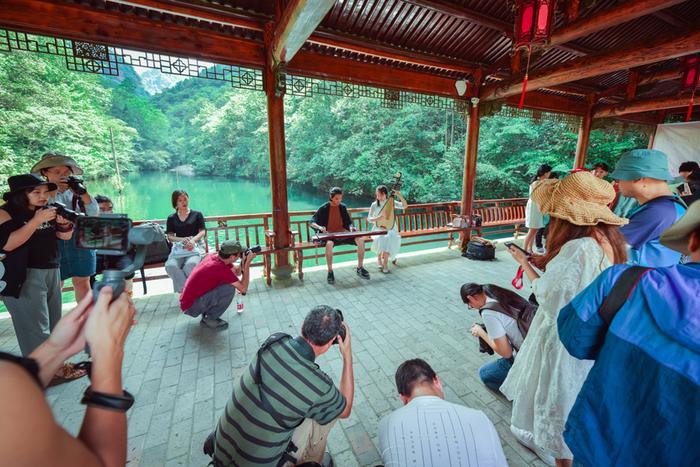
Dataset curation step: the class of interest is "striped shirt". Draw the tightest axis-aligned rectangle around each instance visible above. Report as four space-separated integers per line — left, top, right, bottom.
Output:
214 336 346 467
378 396 507 467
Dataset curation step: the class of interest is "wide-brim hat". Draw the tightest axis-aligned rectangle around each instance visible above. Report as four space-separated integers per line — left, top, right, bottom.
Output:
3 174 57 201
532 171 628 227
660 201 700 255
610 149 672 182
31 152 84 176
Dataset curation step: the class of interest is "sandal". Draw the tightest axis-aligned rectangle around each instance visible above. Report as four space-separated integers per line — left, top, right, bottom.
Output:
49 363 88 387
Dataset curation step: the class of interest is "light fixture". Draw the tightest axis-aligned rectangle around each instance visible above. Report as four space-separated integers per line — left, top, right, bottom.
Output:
455 80 468 96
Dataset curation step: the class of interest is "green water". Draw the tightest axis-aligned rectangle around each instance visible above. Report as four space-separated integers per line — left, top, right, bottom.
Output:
89 171 362 220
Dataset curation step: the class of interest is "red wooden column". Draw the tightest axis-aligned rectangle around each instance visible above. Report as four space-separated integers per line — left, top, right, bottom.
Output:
574 99 594 169
460 98 481 246
264 22 292 278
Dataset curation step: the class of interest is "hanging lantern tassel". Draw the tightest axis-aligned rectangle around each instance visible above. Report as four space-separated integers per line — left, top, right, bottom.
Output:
687 83 697 122
518 45 533 109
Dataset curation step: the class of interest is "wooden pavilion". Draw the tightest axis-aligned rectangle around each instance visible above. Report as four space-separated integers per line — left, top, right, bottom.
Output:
2 0 700 278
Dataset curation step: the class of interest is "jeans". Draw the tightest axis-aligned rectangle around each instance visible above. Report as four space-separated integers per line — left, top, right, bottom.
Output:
165 253 201 293
479 357 514 392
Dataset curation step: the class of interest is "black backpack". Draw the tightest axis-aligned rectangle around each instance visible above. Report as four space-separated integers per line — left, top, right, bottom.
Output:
480 300 537 345
141 222 172 265
464 239 495 260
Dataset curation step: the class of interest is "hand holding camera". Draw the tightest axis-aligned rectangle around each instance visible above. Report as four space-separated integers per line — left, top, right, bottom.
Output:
33 206 57 226
65 175 87 196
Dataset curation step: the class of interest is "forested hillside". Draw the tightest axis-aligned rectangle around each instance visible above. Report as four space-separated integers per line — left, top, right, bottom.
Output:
0 51 648 201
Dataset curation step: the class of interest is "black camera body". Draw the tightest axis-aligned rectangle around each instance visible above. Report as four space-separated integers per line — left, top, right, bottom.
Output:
333 309 346 345
66 175 87 196
47 201 84 223
244 245 262 258
475 323 494 355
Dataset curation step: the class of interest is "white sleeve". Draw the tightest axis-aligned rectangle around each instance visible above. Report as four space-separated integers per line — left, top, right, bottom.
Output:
368 202 378 219
394 200 405 210
481 310 507 339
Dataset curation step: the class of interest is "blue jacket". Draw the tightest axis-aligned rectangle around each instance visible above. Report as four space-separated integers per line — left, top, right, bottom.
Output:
558 263 700 467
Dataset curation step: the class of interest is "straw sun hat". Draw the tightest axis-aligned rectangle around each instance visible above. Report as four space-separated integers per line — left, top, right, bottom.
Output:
531 171 627 227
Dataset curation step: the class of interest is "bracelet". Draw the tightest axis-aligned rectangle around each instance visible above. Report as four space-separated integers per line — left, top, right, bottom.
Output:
81 386 134 412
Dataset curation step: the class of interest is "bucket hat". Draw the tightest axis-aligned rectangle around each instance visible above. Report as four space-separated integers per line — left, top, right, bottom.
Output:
610 149 672 181
219 240 244 255
3 174 58 201
660 201 700 255
531 171 627 227
31 152 84 176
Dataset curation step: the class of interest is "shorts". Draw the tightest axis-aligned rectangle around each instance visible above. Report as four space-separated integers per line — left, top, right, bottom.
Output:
59 236 97 280
316 236 357 247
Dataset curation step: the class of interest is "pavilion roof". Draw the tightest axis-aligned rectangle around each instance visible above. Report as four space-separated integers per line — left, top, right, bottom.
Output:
2 0 700 122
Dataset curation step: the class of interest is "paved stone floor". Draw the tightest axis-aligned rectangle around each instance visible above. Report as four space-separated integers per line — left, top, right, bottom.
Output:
0 247 546 467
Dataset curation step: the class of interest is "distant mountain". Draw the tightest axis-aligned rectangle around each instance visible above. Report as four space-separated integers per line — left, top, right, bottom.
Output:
100 63 148 96
137 68 187 95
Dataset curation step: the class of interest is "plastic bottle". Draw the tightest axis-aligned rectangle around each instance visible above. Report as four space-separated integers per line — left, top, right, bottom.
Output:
236 290 244 313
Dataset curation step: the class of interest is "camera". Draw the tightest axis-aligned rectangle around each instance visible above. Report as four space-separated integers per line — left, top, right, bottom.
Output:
244 245 262 258
475 323 494 355
47 201 84 223
74 214 161 301
333 309 346 345
66 175 87 195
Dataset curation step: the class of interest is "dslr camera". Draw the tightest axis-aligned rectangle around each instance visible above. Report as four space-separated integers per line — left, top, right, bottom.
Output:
47 201 84 223
333 308 347 345
74 214 161 301
243 245 262 258
475 323 494 355
65 175 87 196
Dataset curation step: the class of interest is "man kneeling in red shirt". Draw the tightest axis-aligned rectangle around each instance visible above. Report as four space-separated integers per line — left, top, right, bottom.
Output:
180 240 255 330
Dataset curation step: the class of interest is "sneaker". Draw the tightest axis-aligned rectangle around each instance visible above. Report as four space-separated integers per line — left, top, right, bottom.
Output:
327 271 335 284
356 267 370 279
509 425 555 466
200 317 229 330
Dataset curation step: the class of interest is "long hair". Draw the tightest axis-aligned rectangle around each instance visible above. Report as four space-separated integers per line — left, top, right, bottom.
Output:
532 217 627 270
375 185 388 204
2 189 32 217
531 164 553 183
461 283 529 311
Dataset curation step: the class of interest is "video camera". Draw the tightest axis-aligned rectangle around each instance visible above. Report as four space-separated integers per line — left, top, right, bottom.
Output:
74 214 161 301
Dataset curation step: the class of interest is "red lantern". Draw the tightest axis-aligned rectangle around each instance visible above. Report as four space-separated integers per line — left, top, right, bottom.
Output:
680 54 700 121
513 0 555 108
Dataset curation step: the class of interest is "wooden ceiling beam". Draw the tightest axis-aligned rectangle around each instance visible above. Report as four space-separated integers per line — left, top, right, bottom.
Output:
504 92 588 115
402 0 511 34
550 0 687 46
271 0 335 64
482 27 700 101
597 68 682 99
595 94 692 117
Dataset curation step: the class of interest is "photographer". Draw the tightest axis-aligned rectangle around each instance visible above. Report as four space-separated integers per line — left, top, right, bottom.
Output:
0 174 86 384
460 283 529 393
32 153 99 303
179 240 254 330
209 305 354 467
0 286 135 467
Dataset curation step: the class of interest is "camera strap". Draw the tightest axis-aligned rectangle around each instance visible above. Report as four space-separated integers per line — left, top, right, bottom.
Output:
252 333 305 431
598 266 652 326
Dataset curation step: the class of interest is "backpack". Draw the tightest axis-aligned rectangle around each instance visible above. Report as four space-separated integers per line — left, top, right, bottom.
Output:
140 222 172 265
464 239 495 260
480 299 537 343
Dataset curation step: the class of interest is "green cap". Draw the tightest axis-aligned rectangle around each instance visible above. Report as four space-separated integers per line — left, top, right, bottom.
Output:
219 240 244 255
610 149 672 181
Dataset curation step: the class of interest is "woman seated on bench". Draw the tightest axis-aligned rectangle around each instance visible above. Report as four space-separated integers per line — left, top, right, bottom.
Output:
165 190 206 293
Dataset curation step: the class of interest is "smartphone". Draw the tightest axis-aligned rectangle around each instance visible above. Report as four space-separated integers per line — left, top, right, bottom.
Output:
75 215 132 255
504 241 530 256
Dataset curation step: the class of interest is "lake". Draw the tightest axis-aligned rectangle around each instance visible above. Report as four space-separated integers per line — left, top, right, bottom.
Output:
89 171 364 220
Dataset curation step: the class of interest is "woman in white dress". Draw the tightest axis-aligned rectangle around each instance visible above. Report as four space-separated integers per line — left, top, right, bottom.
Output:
502 172 629 467
368 185 408 274
524 164 552 252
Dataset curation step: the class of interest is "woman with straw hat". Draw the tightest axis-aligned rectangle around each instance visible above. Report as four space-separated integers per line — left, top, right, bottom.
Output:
499 171 629 467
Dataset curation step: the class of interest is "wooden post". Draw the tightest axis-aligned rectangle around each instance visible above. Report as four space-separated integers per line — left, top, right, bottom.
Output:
460 98 480 246
264 21 292 279
574 99 595 169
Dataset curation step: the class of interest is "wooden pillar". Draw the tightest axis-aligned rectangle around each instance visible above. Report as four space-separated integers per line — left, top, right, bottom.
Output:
264 21 292 278
574 99 594 169
460 98 481 246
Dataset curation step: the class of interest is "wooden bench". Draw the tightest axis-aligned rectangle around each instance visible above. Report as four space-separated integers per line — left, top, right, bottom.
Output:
472 198 526 238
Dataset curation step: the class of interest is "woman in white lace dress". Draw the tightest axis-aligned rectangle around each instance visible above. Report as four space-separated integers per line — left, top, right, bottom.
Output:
501 172 628 467
368 185 407 273
524 164 552 252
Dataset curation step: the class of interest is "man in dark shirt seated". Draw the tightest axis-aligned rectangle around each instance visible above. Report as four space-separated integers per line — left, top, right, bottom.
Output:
310 187 370 284
179 240 253 330
210 305 354 466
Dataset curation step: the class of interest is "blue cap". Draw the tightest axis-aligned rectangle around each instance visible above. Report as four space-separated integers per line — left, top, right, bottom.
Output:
611 149 672 181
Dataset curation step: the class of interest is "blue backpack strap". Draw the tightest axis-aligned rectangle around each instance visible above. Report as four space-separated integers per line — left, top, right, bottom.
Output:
598 266 652 326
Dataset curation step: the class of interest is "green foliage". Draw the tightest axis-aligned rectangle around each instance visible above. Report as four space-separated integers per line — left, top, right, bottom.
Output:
0 51 650 201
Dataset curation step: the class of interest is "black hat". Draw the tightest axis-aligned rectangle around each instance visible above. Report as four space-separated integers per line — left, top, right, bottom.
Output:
3 174 57 201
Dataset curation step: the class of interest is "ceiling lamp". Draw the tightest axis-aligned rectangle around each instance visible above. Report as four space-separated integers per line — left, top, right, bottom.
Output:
681 54 700 122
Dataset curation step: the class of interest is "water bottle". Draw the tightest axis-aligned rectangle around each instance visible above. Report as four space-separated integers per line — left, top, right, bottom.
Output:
236 290 244 313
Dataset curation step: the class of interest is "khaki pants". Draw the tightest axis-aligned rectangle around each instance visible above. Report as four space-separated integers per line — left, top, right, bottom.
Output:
284 419 337 466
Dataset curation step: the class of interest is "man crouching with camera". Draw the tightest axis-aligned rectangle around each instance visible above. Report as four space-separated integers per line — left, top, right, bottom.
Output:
179 240 254 330
32 152 99 304
206 305 354 467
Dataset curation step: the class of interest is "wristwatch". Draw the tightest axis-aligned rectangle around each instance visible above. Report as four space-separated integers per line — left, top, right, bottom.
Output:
81 386 135 412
